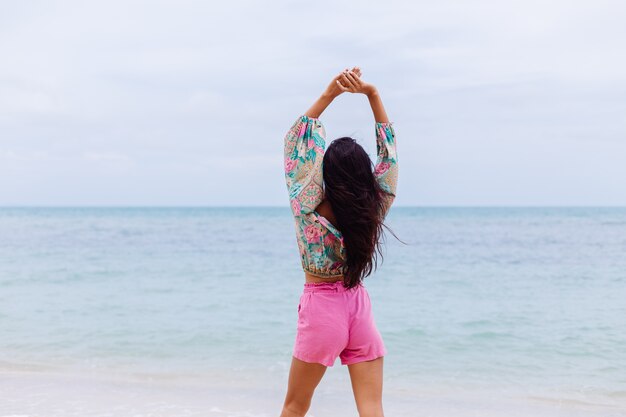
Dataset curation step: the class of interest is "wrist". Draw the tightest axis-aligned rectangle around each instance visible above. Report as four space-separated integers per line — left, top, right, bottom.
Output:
322 91 338 101
365 86 379 98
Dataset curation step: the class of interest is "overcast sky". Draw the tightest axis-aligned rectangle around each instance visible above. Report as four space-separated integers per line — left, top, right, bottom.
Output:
1 0 625 206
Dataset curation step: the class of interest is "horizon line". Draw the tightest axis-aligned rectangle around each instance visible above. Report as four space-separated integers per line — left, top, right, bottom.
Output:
1 205 625 209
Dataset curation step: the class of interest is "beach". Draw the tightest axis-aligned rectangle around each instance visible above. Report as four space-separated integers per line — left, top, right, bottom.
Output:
1 207 625 416
2 363 623 416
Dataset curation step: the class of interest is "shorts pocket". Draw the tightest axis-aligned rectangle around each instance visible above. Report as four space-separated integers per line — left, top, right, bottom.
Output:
297 292 311 315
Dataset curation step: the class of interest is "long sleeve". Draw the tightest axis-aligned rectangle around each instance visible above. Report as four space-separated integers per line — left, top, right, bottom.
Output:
284 115 326 217
373 121 398 218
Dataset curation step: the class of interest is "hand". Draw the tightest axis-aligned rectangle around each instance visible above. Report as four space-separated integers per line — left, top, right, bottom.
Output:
324 66 362 98
336 68 376 96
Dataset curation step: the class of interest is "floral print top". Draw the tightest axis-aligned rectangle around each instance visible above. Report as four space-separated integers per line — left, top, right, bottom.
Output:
284 115 398 278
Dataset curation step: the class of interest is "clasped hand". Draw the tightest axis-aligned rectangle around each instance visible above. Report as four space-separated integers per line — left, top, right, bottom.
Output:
325 67 376 98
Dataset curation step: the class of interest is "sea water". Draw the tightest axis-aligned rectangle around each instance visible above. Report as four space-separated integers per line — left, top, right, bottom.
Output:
1 207 625 416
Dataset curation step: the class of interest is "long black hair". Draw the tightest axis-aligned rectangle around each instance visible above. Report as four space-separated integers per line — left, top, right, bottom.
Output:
323 136 400 289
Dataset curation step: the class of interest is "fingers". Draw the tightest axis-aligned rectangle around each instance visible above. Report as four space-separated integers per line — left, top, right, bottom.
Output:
350 66 362 77
335 67 362 93
339 66 361 78
340 73 357 91
336 79 350 92
343 71 360 89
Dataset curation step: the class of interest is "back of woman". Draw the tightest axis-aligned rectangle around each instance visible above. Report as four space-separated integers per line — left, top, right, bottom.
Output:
279 67 399 417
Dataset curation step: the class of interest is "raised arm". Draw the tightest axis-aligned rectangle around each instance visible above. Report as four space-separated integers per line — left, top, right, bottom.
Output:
285 67 364 217
337 69 398 217
366 88 389 123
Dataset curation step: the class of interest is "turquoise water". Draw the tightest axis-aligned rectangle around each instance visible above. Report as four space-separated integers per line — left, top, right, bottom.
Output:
1 207 625 416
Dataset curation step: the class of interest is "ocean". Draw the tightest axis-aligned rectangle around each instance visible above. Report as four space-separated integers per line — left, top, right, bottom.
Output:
1 207 625 417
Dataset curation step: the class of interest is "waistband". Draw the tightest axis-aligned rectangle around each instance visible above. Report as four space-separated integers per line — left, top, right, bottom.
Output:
303 280 360 293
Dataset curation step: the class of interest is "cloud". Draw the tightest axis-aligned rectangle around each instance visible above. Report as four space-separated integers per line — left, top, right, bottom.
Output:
1 0 625 205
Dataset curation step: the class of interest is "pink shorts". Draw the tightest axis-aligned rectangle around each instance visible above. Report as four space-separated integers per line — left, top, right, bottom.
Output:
293 281 387 367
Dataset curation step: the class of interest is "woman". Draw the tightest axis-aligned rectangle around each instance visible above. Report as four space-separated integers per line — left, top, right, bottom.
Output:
281 67 398 417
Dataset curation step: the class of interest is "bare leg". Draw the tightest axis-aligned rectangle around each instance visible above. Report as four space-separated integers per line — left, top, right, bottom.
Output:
348 357 384 417
280 356 327 417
